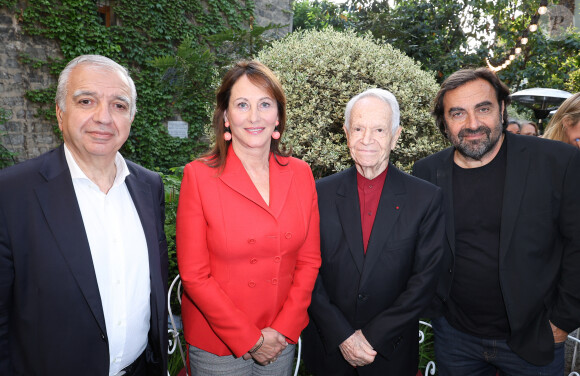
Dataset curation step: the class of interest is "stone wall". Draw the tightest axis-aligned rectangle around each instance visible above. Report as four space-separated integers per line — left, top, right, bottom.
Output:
0 3 62 163
254 0 293 36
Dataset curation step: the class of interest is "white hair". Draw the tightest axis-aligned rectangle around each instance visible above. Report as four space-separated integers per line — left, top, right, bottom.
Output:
344 88 400 134
55 55 137 117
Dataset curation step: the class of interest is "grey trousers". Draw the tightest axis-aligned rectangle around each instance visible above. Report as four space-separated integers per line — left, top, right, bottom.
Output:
189 343 296 376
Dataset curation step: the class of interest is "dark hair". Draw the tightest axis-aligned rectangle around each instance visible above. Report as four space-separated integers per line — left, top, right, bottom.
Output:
201 60 289 170
432 68 511 136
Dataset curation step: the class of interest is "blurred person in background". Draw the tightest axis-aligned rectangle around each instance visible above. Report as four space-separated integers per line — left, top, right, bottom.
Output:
543 93 580 149
505 118 521 134
520 120 539 136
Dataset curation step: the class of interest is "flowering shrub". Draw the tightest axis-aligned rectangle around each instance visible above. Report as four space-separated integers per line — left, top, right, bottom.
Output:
257 29 448 178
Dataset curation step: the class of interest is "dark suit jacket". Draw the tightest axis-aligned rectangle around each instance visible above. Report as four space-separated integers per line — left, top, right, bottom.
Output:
0 145 168 375
302 164 445 376
412 132 580 365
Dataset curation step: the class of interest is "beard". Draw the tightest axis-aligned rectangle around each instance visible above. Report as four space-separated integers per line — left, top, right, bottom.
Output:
446 120 503 161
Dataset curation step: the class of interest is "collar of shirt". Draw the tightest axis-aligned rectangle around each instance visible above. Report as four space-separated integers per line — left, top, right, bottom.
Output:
63 144 130 189
357 166 388 253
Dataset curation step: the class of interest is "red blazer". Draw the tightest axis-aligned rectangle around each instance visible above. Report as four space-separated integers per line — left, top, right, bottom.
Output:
176 147 321 357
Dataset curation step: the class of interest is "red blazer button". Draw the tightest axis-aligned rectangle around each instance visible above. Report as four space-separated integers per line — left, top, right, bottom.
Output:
271 278 278 285
250 258 257 264
285 232 292 239
248 281 256 288
274 256 281 263
248 238 256 244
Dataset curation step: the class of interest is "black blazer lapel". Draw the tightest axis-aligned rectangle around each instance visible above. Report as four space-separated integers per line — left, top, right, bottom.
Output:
437 149 456 256
499 134 529 261
34 146 107 335
361 164 405 285
336 167 365 274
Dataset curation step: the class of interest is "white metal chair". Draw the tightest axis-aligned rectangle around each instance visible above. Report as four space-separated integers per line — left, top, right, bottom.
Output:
418 320 436 375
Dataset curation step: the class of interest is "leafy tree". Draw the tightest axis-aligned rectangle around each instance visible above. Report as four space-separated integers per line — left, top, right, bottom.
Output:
294 0 580 90
151 36 217 141
566 69 580 93
349 0 488 80
497 25 580 92
206 20 287 73
293 0 355 31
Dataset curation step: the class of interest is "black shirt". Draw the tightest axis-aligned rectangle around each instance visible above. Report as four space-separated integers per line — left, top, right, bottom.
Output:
446 139 510 339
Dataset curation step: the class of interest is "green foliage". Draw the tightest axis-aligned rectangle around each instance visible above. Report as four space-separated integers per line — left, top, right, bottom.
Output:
294 0 580 88
257 29 447 178
498 26 580 91
159 167 184 294
419 320 436 374
0 108 18 169
207 21 287 68
0 0 16 8
151 36 217 141
167 345 187 375
566 69 580 93
293 0 355 31
349 0 489 81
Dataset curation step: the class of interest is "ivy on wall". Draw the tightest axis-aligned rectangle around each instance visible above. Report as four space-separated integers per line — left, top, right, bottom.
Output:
10 0 254 171
0 108 17 168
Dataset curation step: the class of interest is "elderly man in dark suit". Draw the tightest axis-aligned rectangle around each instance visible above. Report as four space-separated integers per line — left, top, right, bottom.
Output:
0 55 168 376
412 68 580 375
302 88 445 375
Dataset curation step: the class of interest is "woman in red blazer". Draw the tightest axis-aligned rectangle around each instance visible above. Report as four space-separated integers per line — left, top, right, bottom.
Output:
176 61 321 375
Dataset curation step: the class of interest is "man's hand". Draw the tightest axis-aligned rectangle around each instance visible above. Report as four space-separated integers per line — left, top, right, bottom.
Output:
550 321 568 343
339 329 377 368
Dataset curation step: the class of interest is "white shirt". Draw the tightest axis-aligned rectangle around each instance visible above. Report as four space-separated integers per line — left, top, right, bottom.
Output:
64 145 151 376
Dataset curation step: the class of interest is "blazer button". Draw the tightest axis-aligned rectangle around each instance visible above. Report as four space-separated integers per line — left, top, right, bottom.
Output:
248 281 256 288
358 294 367 301
448 268 453 274
273 256 281 263
100 332 106 341
250 258 258 264
271 278 278 285
248 238 256 244
285 232 292 239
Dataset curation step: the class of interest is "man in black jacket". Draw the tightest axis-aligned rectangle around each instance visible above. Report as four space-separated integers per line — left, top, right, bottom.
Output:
303 88 444 375
413 68 580 375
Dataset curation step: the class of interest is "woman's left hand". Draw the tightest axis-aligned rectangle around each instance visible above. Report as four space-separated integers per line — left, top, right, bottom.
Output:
250 327 287 365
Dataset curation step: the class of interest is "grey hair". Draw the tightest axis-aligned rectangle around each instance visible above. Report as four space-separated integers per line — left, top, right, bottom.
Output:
344 88 400 134
55 55 137 117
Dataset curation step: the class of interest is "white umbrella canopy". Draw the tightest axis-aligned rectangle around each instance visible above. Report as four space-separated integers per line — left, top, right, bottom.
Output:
510 88 572 132
510 88 572 111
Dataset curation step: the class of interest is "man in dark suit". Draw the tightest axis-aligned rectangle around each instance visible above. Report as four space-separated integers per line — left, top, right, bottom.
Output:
302 88 445 375
412 68 580 375
0 55 168 375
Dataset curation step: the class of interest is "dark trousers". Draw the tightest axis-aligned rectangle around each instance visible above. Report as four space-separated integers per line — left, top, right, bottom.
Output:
432 316 565 376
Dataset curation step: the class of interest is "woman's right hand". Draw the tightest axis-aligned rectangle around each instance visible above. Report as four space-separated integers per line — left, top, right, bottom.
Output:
250 327 287 365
